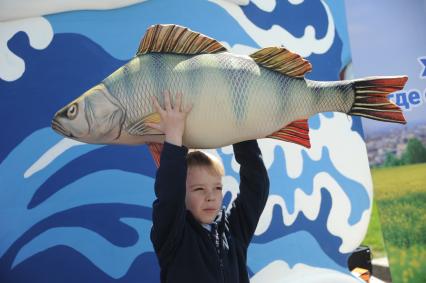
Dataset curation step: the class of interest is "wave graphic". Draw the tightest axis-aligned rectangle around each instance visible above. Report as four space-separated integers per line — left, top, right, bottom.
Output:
0 32 127 162
0 128 158 282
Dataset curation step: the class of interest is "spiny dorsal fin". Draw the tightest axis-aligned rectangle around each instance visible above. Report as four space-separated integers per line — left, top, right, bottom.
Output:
137 24 227 56
250 47 312 78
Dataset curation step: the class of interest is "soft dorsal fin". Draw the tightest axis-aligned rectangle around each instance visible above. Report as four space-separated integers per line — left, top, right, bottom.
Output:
136 24 227 56
268 119 311 148
250 47 312 78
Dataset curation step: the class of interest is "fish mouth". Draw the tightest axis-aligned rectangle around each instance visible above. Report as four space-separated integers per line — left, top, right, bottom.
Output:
51 119 73 138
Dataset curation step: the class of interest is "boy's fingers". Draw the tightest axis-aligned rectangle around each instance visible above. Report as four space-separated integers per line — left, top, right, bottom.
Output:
164 91 172 112
184 103 193 114
145 122 163 132
152 97 164 114
175 92 183 111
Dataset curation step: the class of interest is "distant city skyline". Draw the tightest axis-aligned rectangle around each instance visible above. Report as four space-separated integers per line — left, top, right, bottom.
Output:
344 0 426 134
365 123 426 166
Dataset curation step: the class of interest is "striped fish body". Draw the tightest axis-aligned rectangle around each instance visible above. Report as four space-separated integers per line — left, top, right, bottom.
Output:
103 52 353 148
52 24 407 152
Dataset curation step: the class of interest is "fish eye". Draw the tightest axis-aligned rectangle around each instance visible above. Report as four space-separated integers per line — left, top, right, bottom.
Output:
67 104 78 120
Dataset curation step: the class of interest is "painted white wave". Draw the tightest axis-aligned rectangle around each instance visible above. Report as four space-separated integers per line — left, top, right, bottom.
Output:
255 172 370 253
224 0 305 13
220 41 258 55
307 114 372 191
224 0 250 6
289 0 305 5
209 0 335 57
224 113 372 187
257 114 372 194
0 17 53 82
24 138 85 178
222 175 241 209
222 114 372 253
249 0 306 12
251 260 362 283
250 0 275 12
0 0 151 82
221 138 305 179
0 0 149 22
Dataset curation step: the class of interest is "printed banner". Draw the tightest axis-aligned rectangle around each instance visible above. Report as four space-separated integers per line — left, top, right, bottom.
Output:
1 1 375 282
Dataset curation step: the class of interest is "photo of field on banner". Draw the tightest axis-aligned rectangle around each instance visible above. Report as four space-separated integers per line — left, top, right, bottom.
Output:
346 1 426 282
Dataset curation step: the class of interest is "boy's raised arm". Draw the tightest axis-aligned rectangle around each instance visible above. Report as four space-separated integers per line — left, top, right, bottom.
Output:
151 142 187 256
147 92 192 258
228 140 270 247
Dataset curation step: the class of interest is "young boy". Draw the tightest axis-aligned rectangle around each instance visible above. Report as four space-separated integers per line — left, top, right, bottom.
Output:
147 92 269 283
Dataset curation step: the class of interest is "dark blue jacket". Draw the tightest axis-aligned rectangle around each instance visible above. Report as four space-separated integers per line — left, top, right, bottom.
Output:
151 140 269 283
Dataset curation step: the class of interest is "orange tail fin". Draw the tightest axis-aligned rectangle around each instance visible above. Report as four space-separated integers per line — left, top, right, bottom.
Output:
349 76 408 124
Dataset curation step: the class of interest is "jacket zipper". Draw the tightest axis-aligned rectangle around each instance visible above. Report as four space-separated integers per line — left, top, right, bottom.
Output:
217 240 225 283
207 226 225 283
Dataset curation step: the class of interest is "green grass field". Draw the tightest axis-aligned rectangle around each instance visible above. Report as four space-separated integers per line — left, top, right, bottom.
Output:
363 163 426 283
362 200 387 258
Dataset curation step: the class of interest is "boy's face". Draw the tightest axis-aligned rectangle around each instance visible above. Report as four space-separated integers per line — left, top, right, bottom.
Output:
186 166 223 224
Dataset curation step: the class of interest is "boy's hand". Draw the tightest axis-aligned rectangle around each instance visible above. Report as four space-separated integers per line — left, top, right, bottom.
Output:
146 91 192 146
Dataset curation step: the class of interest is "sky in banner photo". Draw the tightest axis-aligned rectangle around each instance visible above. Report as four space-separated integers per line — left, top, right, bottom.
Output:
345 0 426 135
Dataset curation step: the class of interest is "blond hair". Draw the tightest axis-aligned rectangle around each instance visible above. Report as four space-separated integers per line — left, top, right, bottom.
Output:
186 150 225 176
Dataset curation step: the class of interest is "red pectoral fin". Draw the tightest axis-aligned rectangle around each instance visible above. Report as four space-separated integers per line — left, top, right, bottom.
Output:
267 119 311 148
147 142 163 168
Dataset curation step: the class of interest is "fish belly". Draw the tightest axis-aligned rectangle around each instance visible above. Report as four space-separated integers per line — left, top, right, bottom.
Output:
174 53 296 148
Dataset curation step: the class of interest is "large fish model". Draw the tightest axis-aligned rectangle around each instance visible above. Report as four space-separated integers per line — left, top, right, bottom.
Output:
52 24 407 164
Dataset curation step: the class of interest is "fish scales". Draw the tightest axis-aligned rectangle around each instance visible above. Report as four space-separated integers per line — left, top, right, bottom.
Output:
52 24 407 151
306 80 355 113
103 52 315 148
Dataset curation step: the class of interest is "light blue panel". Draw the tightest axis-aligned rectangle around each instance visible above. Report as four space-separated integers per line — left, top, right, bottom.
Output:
47 0 258 60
